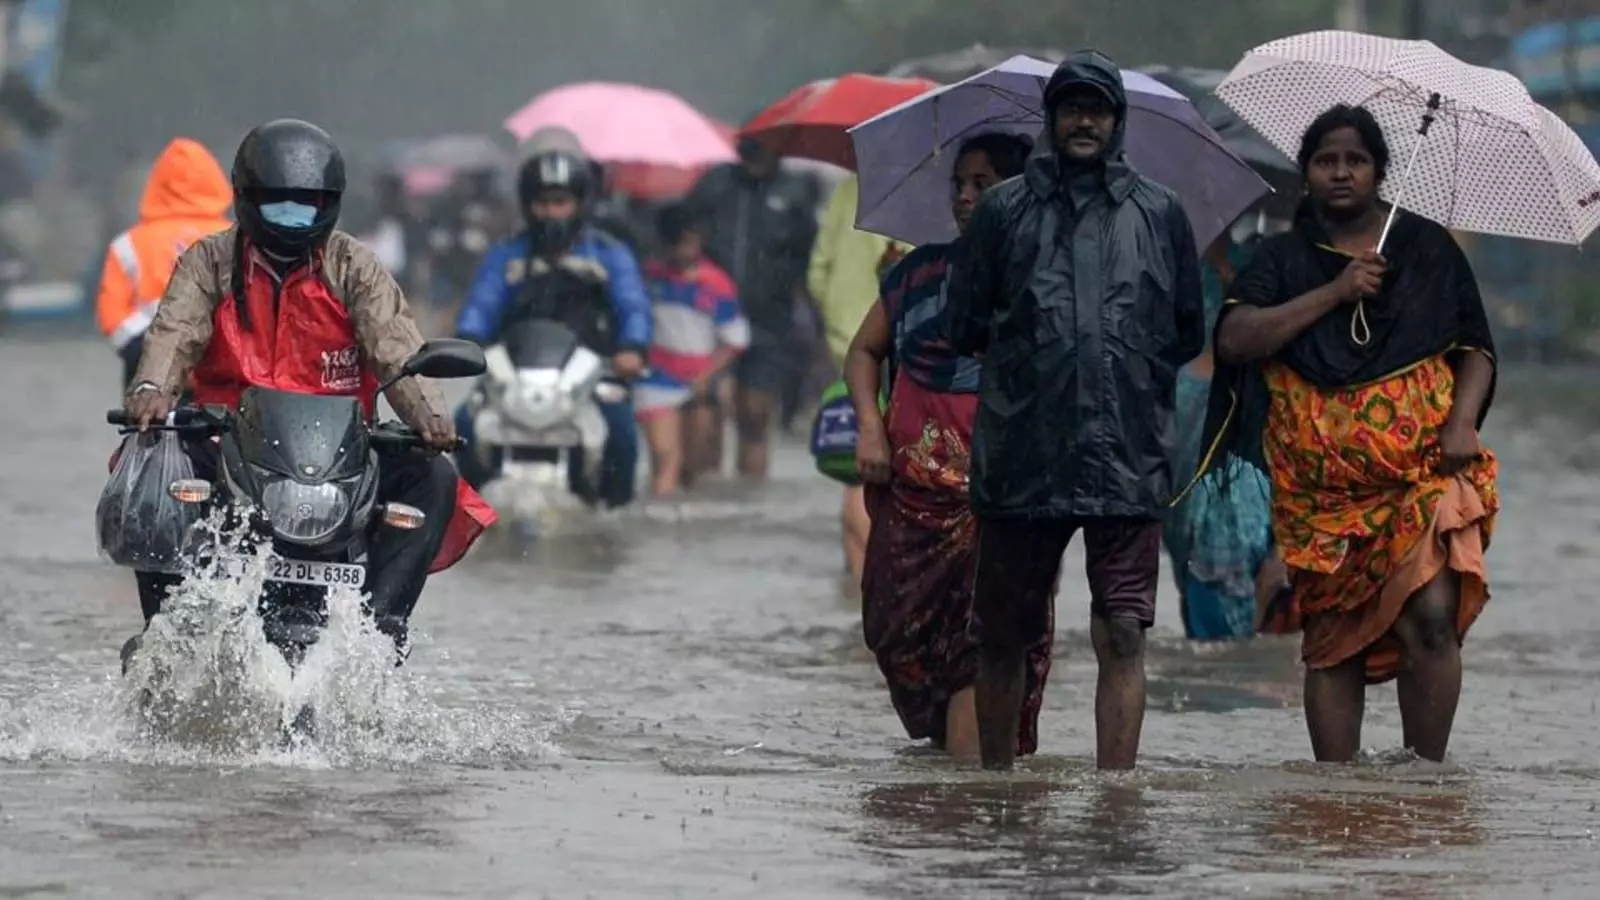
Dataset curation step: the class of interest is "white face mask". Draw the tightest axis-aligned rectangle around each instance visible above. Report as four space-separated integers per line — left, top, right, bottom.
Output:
259 200 318 229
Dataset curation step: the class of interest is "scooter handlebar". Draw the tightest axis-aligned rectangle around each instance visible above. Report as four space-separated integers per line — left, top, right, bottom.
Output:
105 407 213 430
368 422 466 452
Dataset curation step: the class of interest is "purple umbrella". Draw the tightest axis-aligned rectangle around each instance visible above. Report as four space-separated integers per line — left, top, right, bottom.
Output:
848 55 1272 250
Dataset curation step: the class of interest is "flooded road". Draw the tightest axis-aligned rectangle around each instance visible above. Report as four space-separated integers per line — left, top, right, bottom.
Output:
2 333 1598 898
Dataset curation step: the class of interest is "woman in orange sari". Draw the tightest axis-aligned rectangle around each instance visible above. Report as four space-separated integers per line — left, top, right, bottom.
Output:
1201 104 1497 762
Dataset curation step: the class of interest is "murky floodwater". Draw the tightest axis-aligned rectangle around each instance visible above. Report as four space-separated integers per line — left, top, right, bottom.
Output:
2 333 1598 899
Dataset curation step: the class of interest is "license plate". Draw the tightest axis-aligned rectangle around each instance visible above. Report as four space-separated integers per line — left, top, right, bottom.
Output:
505 427 580 447
263 556 365 588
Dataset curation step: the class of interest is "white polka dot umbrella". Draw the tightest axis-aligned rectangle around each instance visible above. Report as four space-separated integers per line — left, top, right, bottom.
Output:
1216 30 1600 249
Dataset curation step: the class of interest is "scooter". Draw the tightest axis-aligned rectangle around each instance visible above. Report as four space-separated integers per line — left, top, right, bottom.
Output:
465 318 629 521
106 339 487 672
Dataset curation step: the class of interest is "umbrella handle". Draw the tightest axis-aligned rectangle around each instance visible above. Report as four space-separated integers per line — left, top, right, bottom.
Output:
1360 93 1442 347
1374 92 1442 256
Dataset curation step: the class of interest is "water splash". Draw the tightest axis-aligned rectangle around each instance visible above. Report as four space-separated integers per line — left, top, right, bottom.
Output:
0 516 561 768
479 472 591 542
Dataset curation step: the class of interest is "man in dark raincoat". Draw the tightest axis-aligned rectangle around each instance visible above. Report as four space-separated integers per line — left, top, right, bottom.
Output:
947 51 1205 770
684 138 818 479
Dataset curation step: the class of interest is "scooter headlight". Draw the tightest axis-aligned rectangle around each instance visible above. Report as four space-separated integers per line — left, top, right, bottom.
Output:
503 371 574 430
261 478 350 544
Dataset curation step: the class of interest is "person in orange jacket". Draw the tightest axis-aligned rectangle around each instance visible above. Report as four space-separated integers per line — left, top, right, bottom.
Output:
96 137 232 386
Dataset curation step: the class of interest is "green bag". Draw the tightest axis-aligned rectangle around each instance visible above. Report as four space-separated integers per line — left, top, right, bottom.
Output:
809 379 887 486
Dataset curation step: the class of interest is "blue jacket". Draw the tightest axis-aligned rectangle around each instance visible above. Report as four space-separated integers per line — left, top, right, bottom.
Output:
454 227 652 353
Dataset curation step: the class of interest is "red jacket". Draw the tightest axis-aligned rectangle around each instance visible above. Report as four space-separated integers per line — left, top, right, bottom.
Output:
126 235 495 572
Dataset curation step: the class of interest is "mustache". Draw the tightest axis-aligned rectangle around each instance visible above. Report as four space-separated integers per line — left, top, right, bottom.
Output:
1067 129 1100 141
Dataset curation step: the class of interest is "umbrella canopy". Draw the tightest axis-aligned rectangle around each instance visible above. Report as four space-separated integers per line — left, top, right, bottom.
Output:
885 44 1068 83
848 55 1272 249
385 133 511 174
378 133 513 197
1217 30 1600 245
503 81 735 170
606 120 739 200
1136 65 1298 185
740 73 939 170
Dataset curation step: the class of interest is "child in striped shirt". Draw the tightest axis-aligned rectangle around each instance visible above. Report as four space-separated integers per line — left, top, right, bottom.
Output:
637 203 749 495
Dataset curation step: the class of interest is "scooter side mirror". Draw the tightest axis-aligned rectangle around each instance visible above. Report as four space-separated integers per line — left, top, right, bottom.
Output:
376 339 489 399
403 339 488 380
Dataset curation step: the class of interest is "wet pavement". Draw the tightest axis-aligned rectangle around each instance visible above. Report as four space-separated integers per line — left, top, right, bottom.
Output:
1 333 1598 898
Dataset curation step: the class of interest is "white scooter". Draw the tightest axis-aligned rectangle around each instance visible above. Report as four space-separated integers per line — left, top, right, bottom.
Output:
466 319 627 526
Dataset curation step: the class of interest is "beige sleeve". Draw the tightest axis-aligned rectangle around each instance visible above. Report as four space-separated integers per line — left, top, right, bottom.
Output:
334 234 448 425
130 235 224 396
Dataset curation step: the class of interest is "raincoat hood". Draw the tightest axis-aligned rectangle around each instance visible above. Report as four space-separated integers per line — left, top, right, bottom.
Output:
1044 51 1126 110
138 138 232 221
1027 51 1135 199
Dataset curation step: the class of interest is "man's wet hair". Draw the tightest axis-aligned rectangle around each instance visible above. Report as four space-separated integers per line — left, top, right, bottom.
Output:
656 201 701 245
1297 104 1390 182
955 131 1034 180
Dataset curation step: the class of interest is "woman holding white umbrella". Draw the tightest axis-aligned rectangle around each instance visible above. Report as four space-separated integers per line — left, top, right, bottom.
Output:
1200 105 1499 764
1195 29 1600 763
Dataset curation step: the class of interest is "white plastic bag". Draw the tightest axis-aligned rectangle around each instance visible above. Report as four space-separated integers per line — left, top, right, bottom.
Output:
96 431 204 573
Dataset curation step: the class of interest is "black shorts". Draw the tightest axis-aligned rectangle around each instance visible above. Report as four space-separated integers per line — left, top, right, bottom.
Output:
972 516 1163 653
733 330 789 395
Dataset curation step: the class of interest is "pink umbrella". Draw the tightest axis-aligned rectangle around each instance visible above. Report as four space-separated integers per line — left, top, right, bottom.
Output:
503 81 735 169
401 166 454 196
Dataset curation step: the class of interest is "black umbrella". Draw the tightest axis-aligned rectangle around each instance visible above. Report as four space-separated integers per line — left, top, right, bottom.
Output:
1136 65 1300 200
884 44 1068 84
385 133 513 174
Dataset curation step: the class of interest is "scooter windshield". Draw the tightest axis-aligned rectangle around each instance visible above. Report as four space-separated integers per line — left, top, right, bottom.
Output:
233 387 369 482
503 318 580 370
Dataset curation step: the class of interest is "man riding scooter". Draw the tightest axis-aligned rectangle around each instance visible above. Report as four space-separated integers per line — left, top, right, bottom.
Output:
452 147 651 508
120 118 496 662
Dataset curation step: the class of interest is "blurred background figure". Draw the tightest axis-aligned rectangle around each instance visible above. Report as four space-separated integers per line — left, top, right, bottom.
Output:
809 171 915 582
92 137 231 387
354 170 429 298
427 166 515 308
685 136 818 480
589 160 647 254
636 201 749 495
1163 225 1282 642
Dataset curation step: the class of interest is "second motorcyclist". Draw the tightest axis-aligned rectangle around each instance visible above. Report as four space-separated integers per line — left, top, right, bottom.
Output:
452 147 652 508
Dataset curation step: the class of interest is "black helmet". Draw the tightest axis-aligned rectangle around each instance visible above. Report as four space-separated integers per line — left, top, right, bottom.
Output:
232 119 346 257
516 149 593 250
517 149 595 207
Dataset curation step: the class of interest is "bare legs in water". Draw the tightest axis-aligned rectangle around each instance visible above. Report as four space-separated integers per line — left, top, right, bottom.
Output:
842 485 870 584
942 687 981 761
976 614 1145 770
1302 568 1464 762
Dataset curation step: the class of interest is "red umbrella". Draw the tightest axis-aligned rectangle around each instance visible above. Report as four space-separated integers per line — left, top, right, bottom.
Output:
740 74 938 170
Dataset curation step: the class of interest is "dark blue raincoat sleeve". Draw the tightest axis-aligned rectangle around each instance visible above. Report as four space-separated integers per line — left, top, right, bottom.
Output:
454 240 519 343
946 191 1005 357
594 238 653 354
1165 203 1206 369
